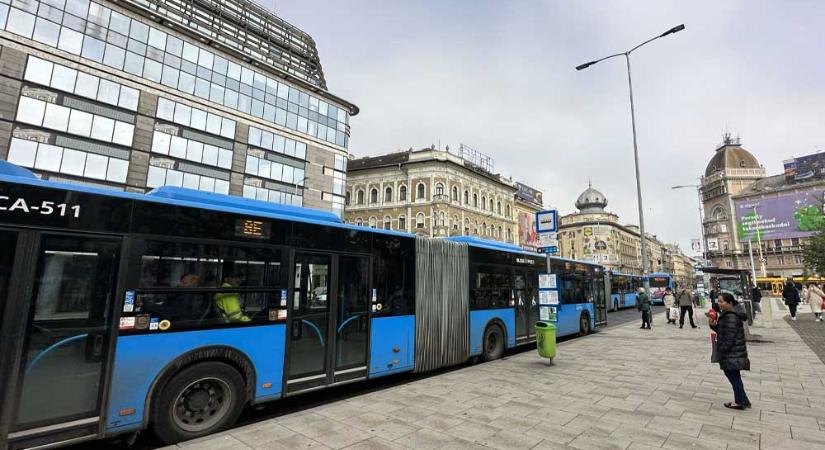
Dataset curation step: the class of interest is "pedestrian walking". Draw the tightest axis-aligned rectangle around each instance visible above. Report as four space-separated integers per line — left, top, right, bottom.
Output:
808 283 824 322
750 286 762 314
637 287 651 329
783 278 801 321
801 285 809 304
711 292 751 410
662 287 677 324
677 286 697 328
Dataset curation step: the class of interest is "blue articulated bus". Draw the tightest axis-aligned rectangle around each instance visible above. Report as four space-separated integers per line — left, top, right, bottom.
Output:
0 162 607 449
608 272 643 311
649 272 675 305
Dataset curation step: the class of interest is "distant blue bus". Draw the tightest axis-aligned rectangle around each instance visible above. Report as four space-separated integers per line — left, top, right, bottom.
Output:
0 162 608 449
649 272 675 305
609 272 644 311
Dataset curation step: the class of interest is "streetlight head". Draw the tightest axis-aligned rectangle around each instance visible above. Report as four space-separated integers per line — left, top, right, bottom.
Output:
660 24 685 37
576 61 597 71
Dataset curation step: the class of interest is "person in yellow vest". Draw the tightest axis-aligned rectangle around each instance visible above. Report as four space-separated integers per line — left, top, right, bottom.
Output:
214 272 250 322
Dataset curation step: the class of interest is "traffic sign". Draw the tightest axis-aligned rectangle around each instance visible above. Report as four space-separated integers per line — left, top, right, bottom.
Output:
537 246 558 254
537 232 558 248
535 209 558 233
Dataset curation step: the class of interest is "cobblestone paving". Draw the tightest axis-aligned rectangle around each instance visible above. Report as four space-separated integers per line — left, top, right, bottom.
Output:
163 303 825 450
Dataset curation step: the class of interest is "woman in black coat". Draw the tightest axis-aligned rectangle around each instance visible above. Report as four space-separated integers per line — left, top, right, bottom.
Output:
783 279 801 320
711 293 751 409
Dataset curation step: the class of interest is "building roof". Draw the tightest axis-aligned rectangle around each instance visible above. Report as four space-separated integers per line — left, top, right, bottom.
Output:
346 151 411 171
733 173 825 199
704 143 761 177
575 182 608 213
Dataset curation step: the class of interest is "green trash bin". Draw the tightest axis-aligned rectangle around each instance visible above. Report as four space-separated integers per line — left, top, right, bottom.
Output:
535 321 556 360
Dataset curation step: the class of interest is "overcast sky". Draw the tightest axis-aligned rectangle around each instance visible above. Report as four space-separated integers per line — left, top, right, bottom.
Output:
273 0 825 255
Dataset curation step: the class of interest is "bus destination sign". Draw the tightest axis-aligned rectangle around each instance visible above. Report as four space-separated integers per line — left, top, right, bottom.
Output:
234 219 271 239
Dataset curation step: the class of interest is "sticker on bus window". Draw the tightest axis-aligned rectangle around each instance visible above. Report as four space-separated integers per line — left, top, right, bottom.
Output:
277 309 287 320
158 320 171 331
135 314 150 330
119 317 135 330
372 288 377 303
149 318 160 331
540 306 558 322
123 290 135 313
280 289 287 307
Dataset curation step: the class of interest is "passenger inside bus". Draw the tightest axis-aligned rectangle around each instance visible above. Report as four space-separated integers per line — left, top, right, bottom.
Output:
214 272 251 322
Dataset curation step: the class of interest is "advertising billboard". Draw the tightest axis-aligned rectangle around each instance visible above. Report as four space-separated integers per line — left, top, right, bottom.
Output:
515 182 543 206
518 211 539 250
783 153 825 182
735 187 825 242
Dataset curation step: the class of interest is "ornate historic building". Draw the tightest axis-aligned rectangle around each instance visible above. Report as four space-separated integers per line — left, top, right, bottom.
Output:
344 147 518 242
700 134 766 269
558 183 683 276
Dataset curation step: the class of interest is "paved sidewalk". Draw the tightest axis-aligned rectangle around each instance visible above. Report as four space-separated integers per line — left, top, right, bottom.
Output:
165 304 825 450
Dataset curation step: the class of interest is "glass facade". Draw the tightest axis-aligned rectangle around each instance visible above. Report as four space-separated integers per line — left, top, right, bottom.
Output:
8 137 128 183
0 0 353 216
0 0 350 148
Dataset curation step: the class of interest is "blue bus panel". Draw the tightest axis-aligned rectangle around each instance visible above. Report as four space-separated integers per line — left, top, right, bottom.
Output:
469 308 516 356
555 303 595 337
106 325 285 433
369 315 415 377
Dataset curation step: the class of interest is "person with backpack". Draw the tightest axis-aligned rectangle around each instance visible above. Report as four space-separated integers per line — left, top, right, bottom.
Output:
636 287 651 329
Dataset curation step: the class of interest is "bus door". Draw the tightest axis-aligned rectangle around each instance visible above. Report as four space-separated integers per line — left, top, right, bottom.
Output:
513 269 538 342
1 233 120 447
595 271 608 326
286 253 370 394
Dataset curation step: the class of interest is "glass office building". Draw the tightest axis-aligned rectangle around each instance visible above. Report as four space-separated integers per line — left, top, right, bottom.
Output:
0 0 357 216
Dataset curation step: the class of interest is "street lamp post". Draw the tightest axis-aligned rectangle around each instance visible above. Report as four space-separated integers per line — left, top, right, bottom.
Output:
672 184 707 264
577 24 685 294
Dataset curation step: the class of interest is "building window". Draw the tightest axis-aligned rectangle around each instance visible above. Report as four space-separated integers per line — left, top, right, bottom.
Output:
439 211 446 227
356 190 365 205
490 199 494 211
464 190 469 205
368 217 377 228
464 218 470 235
370 188 378 204
720 223 728 233
452 186 458 202
453 216 459 230
435 183 444 197
417 183 425 200
345 192 351 206
481 196 487 210
794 255 802 264
506 228 512 242
398 215 406 230
725 260 733 268
399 185 407 201
416 213 425 228
723 240 729 250
498 226 502 238
497 201 501 215
355 218 363 226
384 216 391 230
482 223 487 235
777 256 785 265
505 204 511 218
473 193 478 207
384 186 393 202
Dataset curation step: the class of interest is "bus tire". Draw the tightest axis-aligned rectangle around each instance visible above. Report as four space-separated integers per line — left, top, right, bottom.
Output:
153 361 246 444
482 324 505 361
578 313 591 336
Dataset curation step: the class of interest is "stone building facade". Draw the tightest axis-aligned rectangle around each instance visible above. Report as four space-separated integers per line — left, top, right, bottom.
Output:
344 148 518 242
0 0 356 216
700 135 766 269
559 183 685 277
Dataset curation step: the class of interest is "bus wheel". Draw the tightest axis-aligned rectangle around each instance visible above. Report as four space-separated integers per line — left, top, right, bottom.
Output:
482 325 505 361
153 362 246 444
579 313 591 336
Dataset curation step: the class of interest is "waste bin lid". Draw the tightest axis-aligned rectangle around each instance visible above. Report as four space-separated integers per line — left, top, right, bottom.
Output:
535 321 556 329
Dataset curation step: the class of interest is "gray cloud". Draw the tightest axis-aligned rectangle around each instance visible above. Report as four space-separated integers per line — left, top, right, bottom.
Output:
276 0 825 254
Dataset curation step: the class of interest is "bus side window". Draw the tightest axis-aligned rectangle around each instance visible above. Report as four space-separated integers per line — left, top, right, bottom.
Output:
372 236 414 316
129 241 283 332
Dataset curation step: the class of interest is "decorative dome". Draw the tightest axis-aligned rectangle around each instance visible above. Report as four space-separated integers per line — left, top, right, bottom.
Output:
704 135 760 177
575 182 608 213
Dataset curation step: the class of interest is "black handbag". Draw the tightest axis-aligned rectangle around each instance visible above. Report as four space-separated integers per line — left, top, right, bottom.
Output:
710 339 720 363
